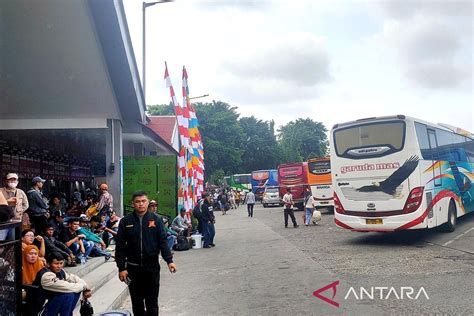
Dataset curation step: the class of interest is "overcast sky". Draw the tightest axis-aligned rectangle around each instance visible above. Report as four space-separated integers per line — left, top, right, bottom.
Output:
123 0 473 133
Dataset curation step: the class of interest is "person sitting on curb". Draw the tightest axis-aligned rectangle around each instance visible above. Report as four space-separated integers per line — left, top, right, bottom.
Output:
78 215 112 260
148 200 158 213
48 210 66 238
22 244 45 285
22 245 45 315
90 213 117 247
21 229 46 264
42 224 77 267
33 251 92 315
171 208 192 236
59 218 93 263
161 216 177 252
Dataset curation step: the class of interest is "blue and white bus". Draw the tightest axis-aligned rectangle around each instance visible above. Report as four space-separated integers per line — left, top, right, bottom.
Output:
251 169 278 200
330 115 473 232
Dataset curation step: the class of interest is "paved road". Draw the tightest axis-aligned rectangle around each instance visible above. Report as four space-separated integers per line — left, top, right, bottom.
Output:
257 204 474 315
121 204 474 315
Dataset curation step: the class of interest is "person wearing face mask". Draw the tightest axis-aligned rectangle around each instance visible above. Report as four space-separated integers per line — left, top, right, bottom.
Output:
1 173 29 222
1 173 29 239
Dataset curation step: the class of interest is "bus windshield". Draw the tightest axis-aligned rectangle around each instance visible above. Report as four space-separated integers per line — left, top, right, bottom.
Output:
308 160 331 174
279 166 303 177
252 171 269 181
334 121 405 157
234 174 251 184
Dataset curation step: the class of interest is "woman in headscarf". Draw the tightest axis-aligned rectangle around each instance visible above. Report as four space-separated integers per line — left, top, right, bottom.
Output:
21 229 46 256
22 244 45 285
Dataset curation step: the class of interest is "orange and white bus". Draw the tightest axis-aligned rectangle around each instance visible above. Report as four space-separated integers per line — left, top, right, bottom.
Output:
307 157 334 212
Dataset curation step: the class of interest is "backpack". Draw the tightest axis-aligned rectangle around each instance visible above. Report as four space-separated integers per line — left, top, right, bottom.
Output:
174 236 190 251
80 298 94 316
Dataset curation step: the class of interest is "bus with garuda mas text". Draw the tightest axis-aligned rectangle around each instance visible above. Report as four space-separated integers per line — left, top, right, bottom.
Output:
278 162 308 210
228 173 252 192
307 157 334 212
251 169 278 201
330 115 473 232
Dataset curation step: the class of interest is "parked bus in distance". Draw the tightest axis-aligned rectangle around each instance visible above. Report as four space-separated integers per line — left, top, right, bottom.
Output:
307 157 334 212
251 170 270 201
251 169 278 201
223 176 230 188
278 162 308 210
330 115 474 233
229 173 252 192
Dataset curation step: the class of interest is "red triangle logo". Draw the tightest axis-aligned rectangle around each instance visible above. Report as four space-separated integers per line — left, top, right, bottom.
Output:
313 281 340 307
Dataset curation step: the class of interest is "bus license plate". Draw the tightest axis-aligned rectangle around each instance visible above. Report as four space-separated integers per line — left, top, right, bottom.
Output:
366 218 383 225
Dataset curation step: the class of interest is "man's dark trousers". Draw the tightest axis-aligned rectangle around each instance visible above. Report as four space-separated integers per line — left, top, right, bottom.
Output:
284 208 297 227
128 263 160 316
247 203 254 217
202 220 211 247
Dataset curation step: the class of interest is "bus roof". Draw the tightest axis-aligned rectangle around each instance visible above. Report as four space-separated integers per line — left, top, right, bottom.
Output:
331 114 472 138
251 169 276 173
278 162 307 168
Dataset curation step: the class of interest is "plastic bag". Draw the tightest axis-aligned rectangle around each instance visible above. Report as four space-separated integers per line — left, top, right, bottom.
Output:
312 210 322 224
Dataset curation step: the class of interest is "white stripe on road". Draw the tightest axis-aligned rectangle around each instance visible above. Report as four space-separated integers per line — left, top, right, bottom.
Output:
464 227 474 234
442 226 474 246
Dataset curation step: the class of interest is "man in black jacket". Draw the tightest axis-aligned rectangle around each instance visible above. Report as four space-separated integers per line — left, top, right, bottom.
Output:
42 223 77 266
200 193 216 248
115 191 176 316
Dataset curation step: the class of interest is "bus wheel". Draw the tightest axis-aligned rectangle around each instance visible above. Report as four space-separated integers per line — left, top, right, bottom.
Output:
442 201 456 233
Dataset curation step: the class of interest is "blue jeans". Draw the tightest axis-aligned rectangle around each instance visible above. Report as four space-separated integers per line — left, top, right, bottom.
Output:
69 240 94 259
305 208 313 225
208 223 215 244
202 221 210 247
42 292 80 316
90 244 111 257
167 234 176 250
83 240 94 257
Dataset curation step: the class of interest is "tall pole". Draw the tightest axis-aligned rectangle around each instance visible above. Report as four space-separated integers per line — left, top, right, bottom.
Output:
142 2 146 101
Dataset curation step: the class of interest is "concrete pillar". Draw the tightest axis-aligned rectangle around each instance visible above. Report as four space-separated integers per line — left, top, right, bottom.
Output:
105 119 124 215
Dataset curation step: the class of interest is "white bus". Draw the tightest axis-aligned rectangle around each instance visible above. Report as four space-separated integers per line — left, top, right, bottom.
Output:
330 115 473 232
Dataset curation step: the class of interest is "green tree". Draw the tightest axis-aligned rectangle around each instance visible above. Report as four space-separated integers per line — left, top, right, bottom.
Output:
278 118 328 163
147 101 244 180
194 101 245 179
239 116 280 171
147 103 174 116
209 169 225 186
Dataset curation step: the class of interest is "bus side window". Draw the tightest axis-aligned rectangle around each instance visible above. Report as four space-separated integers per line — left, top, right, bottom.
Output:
462 139 474 163
427 129 442 186
415 122 431 159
